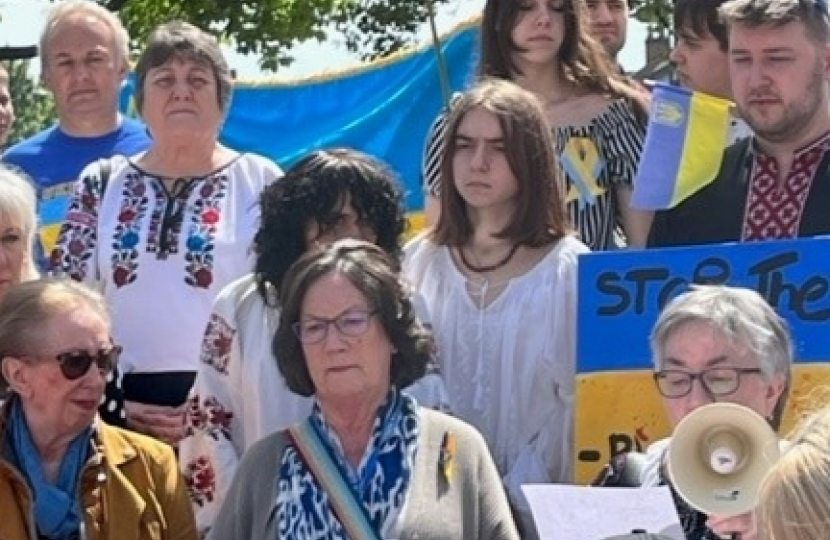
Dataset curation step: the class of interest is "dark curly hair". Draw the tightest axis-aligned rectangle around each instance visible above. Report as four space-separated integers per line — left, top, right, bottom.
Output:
273 239 431 397
253 148 407 305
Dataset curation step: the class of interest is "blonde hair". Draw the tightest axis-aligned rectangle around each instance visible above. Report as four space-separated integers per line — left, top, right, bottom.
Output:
40 0 131 69
0 166 39 282
756 401 830 540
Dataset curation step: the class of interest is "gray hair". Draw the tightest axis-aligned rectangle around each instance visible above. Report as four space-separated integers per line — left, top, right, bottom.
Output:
719 0 830 44
40 0 131 69
650 284 793 380
0 166 39 282
0 279 109 391
133 21 233 116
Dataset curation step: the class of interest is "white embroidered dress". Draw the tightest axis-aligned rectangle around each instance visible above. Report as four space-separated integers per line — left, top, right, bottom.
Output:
403 235 586 517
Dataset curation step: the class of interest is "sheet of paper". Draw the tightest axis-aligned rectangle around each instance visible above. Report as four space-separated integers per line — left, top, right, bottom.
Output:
522 484 684 540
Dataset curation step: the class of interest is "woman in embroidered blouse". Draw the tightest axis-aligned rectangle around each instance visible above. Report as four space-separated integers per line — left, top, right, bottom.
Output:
210 239 518 540
403 78 588 539
636 285 791 540
51 21 280 444
0 279 196 540
422 0 651 249
179 148 449 536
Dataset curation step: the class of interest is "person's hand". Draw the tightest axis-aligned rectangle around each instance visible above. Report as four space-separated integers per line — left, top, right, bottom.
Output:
125 400 187 446
707 512 757 540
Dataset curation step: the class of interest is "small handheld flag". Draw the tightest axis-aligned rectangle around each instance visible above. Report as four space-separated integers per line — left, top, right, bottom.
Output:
632 83 732 210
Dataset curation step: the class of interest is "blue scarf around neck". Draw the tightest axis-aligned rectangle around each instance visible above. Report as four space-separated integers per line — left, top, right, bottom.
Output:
8 399 91 540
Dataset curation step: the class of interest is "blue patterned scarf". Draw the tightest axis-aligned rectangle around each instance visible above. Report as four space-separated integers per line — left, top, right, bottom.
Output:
276 390 420 539
8 400 91 540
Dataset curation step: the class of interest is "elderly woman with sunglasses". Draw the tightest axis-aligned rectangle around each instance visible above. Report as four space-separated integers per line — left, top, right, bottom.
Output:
0 279 197 540
210 240 518 540
635 285 791 540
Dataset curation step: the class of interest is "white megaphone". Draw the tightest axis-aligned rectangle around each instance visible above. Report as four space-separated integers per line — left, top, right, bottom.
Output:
666 402 780 517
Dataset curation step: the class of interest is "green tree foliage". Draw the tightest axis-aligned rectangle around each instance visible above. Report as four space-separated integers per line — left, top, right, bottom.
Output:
4 61 56 147
98 0 451 71
630 0 673 35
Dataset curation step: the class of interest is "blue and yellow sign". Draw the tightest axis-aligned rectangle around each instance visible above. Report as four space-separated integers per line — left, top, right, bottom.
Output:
576 238 830 483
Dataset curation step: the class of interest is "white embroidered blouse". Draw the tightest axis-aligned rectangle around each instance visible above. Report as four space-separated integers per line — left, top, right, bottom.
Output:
402 234 587 522
52 153 281 375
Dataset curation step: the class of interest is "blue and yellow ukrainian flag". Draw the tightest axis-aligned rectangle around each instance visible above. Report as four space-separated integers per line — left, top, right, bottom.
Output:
632 82 732 210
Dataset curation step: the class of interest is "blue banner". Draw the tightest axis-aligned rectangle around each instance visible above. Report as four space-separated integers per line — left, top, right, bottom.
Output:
578 237 830 373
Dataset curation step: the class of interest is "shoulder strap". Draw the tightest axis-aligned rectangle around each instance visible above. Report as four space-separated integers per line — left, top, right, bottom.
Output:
286 420 383 540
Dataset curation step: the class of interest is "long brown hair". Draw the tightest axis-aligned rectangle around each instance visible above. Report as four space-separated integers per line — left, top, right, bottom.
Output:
432 78 570 248
479 0 649 124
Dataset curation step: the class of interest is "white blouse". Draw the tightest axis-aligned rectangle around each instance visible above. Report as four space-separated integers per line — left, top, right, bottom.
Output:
52 153 281 374
403 234 587 519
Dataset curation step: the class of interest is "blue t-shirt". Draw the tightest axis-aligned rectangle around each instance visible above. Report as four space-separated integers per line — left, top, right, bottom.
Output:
3 117 151 267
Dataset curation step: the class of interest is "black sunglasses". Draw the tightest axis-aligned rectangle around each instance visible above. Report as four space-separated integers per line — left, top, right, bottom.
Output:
52 345 122 381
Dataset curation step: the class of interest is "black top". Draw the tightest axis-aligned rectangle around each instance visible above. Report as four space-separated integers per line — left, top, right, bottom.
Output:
648 137 830 247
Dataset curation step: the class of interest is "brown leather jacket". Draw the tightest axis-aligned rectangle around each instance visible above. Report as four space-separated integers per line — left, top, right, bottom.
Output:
0 398 197 540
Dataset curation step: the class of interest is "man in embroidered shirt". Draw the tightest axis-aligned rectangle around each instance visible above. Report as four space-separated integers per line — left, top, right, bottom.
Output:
3 1 150 270
649 0 830 247
670 0 753 143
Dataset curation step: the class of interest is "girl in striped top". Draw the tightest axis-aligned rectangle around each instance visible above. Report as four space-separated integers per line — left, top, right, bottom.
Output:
423 0 651 250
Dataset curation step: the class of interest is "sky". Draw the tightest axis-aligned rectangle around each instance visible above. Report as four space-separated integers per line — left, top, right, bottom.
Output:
0 0 650 80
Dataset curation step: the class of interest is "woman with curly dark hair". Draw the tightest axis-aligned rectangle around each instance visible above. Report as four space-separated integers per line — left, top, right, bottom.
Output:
422 0 652 250
178 148 448 536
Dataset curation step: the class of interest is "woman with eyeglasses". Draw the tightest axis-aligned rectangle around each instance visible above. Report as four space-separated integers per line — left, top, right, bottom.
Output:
0 279 197 540
210 239 518 540
635 285 791 540
179 148 448 536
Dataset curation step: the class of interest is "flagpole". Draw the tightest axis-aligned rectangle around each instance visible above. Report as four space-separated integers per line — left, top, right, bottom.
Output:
427 0 452 108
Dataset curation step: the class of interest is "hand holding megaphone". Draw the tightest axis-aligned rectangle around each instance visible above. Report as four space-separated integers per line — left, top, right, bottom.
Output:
666 403 779 540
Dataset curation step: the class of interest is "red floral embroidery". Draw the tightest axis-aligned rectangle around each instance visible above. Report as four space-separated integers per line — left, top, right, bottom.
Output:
52 172 105 279
184 393 205 437
201 313 234 375
185 456 216 506
184 174 227 289
205 396 233 439
202 208 220 224
110 173 152 288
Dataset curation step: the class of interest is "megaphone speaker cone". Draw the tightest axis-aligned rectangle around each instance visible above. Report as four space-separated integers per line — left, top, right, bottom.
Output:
666 402 780 517
705 429 746 475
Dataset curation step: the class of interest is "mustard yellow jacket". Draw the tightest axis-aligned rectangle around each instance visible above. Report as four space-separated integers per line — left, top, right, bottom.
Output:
0 404 197 540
